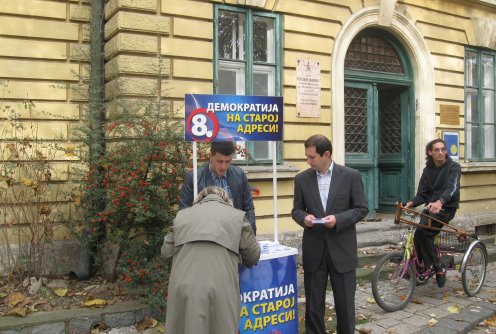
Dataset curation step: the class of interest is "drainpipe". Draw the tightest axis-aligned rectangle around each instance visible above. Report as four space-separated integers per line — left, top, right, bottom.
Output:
70 0 106 281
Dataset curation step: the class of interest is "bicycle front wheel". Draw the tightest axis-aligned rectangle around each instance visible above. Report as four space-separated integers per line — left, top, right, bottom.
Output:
371 252 415 312
461 242 487 296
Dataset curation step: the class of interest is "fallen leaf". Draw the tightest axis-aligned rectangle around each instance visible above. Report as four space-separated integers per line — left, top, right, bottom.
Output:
326 316 333 321
136 316 158 331
447 304 461 313
357 313 368 321
427 318 438 327
411 298 423 304
366 297 375 304
66 146 75 157
53 288 68 297
429 313 436 318
20 177 33 186
485 315 496 327
358 328 372 334
7 307 28 317
84 299 107 308
156 323 166 333
7 292 25 308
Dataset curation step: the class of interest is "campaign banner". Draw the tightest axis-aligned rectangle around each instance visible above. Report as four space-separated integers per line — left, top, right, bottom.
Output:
239 251 298 334
185 94 283 142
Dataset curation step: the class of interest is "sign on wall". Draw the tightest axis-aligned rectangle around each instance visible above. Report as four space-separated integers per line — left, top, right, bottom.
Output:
296 59 321 118
443 131 459 162
185 94 283 142
440 104 460 125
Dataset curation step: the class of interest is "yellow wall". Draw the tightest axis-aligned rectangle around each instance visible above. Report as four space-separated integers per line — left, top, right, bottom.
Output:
2 0 496 247
0 0 89 247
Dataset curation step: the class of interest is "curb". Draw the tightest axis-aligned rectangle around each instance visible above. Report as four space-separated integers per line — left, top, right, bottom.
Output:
0 302 153 334
414 301 496 334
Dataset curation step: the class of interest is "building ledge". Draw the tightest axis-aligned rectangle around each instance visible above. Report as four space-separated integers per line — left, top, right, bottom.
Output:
240 163 300 180
460 161 496 173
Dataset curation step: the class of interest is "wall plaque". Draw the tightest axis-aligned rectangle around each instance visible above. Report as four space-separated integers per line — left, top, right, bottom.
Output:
440 104 460 125
296 59 320 118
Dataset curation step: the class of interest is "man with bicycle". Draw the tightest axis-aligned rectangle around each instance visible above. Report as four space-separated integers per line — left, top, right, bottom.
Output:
405 138 461 288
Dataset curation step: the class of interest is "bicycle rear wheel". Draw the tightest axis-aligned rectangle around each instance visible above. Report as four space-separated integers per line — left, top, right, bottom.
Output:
461 242 487 296
372 252 415 312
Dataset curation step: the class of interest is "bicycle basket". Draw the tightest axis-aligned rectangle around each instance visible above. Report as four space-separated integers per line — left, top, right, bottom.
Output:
436 230 473 253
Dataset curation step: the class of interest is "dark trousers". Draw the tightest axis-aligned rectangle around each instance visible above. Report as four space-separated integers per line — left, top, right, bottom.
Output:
414 209 456 268
303 243 356 334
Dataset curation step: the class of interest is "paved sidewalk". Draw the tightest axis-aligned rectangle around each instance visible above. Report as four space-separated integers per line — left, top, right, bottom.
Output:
103 263 496 334
351 261 496 334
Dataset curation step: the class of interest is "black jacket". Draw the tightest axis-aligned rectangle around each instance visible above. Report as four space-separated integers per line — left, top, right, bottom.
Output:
412 156 461 210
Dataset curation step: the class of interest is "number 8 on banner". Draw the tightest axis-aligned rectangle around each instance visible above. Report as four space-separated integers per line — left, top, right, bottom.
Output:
185 108 219 142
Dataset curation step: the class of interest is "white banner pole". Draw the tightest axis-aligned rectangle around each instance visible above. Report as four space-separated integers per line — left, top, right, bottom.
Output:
193 142 198 198
272 141 278 243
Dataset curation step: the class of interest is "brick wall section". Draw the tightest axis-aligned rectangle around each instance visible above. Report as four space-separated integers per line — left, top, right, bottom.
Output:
103 0 170 100
0 0 89 238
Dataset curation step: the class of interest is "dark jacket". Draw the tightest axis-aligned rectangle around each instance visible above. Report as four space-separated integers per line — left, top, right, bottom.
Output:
412 156 461 210
179 163 256 234
291 163 369 273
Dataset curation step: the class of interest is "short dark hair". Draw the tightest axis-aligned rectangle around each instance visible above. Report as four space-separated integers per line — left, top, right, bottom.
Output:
425 138 447 167
304 134 332 156
211 141 236 156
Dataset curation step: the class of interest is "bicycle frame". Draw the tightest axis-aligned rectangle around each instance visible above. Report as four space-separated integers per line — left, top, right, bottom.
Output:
399 222 431 281
372 202 488 311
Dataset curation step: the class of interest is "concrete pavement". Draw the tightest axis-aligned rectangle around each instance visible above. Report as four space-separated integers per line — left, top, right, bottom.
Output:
103 260 496 334
351 260 496 334
95 230 496 333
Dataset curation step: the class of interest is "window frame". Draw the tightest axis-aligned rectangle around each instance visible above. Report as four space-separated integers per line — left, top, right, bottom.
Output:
214 5 283 164
465 47 496 161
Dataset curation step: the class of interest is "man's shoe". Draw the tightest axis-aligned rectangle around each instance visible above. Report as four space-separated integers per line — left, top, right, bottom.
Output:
436 268 446 288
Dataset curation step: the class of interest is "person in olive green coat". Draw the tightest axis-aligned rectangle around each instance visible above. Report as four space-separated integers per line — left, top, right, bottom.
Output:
161 186 260 334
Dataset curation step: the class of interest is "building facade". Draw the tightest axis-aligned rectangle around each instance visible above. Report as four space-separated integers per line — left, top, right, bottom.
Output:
1 0 496 240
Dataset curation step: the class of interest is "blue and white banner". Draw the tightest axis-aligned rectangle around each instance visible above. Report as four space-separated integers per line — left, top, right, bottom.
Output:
239 250 298 333
185 94 283 142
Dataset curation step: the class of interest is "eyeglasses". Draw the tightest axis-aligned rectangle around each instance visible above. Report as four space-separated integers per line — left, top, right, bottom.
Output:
432 148 446 153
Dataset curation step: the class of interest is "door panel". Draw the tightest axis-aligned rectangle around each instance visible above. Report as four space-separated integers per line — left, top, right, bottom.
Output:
344 83 410 218
377 87 409 211
344 82 378 219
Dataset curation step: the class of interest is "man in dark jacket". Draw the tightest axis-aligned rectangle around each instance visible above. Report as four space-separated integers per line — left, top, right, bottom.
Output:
292 134 368 334
179 141 256 234
405 138 461 288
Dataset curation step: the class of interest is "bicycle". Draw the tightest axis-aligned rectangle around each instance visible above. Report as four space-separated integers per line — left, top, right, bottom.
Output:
371 202 488 312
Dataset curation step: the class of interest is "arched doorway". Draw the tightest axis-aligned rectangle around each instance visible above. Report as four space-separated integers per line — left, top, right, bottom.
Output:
344 28 414 218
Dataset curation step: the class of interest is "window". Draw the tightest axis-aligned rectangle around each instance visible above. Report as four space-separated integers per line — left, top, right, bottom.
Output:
215 6 282 163
465 48 496 160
